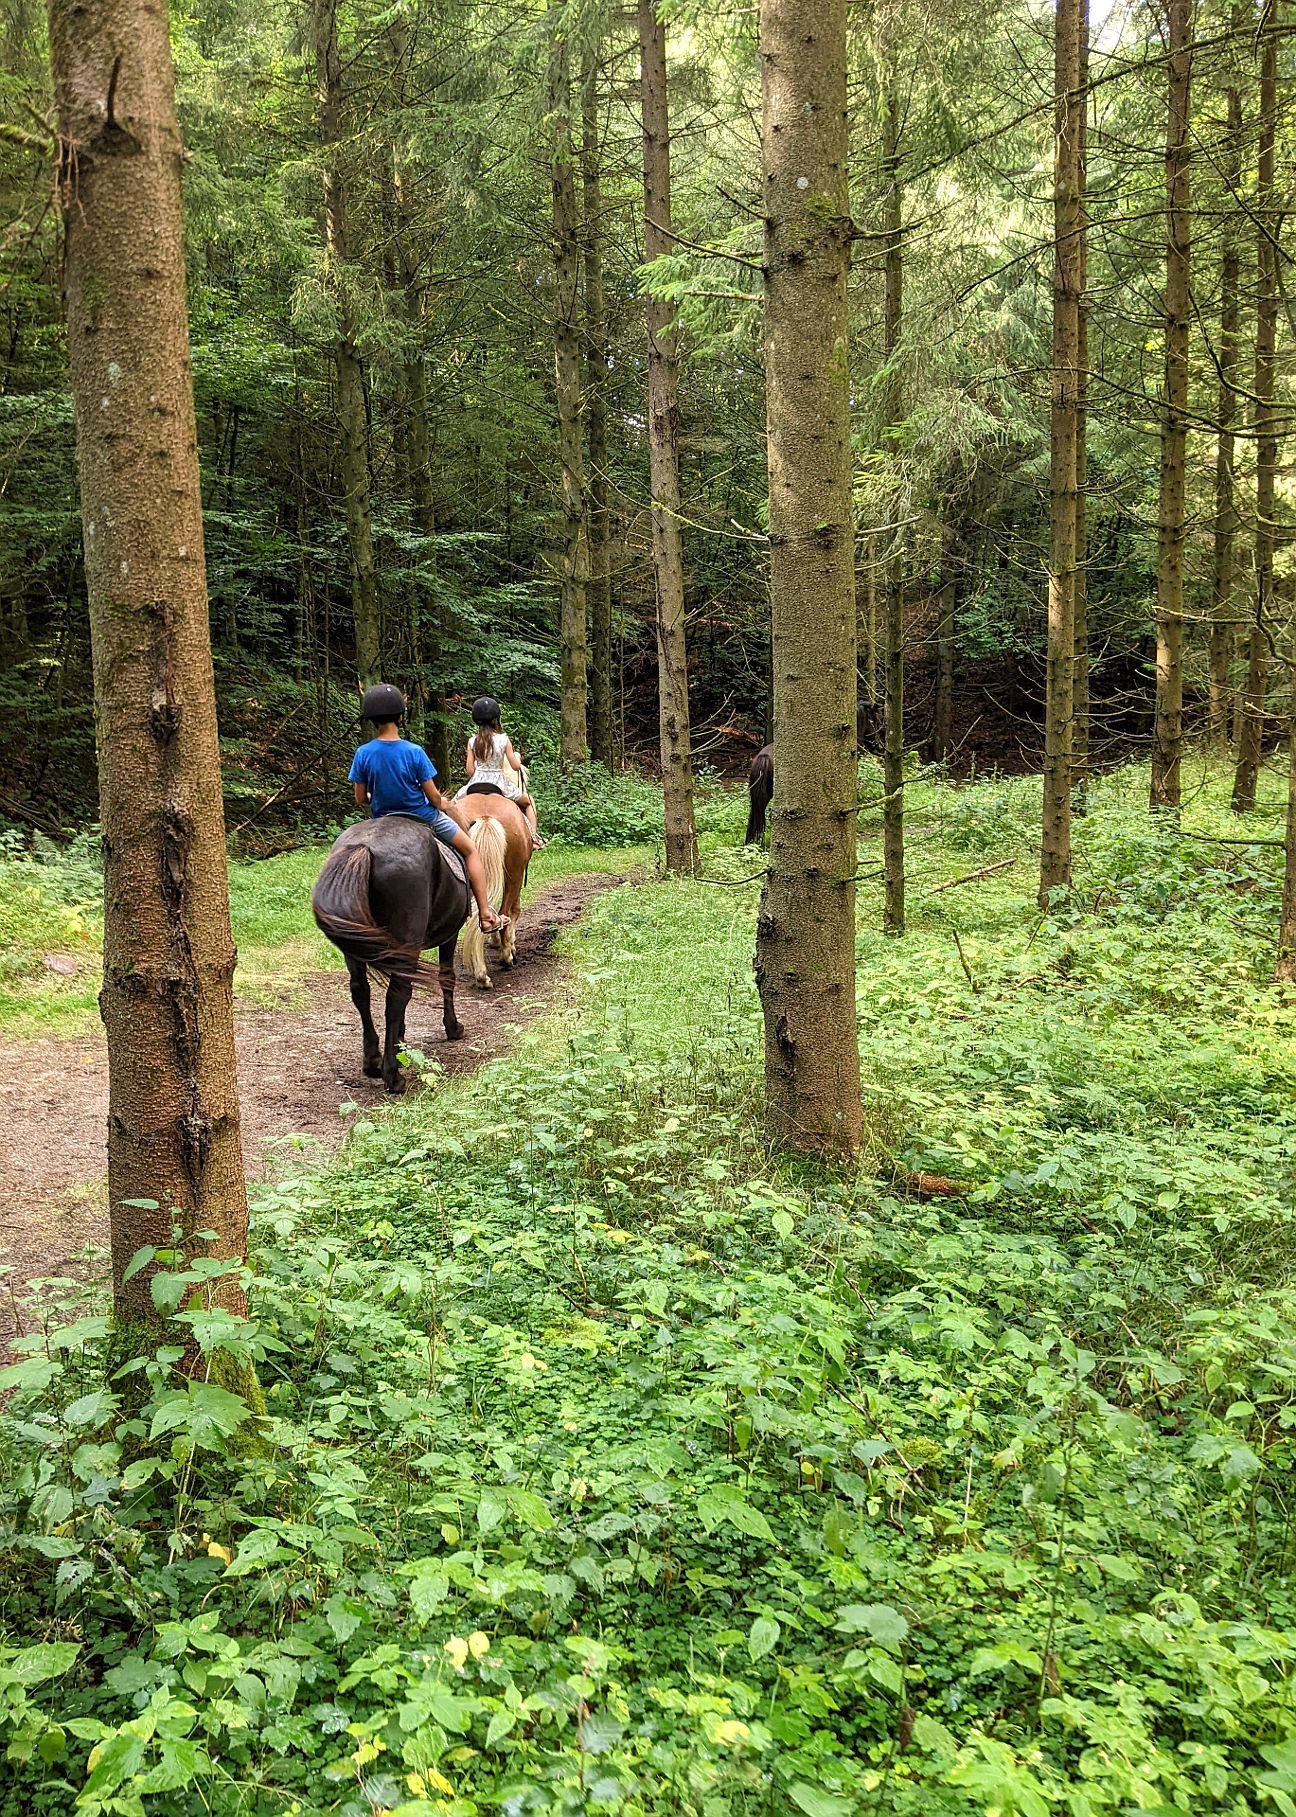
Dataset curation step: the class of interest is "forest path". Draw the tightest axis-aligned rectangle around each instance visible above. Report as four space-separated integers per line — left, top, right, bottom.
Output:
0 869 627 1339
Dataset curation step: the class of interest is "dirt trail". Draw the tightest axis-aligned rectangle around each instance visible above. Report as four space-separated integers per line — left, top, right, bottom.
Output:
0 871 626 1328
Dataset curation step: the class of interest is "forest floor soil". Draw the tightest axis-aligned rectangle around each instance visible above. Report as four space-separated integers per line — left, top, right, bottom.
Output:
0 870 627 1347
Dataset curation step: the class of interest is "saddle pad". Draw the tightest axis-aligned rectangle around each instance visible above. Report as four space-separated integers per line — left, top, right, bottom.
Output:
437 838 466 887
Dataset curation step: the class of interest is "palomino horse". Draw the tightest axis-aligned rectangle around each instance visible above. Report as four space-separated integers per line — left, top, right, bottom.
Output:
458 793 532 988
311 816 470 1092
745 699 884 844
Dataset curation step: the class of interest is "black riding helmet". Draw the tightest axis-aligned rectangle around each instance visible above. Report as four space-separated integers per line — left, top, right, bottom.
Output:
471 696 502 726
361 683 406 723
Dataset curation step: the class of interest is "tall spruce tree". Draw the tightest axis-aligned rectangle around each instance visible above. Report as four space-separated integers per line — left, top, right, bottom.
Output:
880 31 906 936
315 0 381 692
583 57 615 771
1040 0 1085 902
754 0 862 1155
1150 0 1192 811
47 0 249 1323
638 0 697 873
1234 10 1278 813
549 3 588 768
1209 32 1243 753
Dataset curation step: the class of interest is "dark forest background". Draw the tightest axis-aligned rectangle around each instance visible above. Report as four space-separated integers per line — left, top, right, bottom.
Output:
0 0 1288 845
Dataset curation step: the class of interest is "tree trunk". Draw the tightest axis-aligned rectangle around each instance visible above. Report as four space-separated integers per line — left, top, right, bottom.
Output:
294 440 313 687
881 55 905 935
860 533 878 704
754 0 862 1156
1233 16 1277 814
388 101 452 783
549 7 587 767
315 0 380 691
638 0 697 872
49 0 248 1323
1072 0 1090 787
930 512 957 763
1277 598 1296 978
403 350 451 782
583 63 614 770
1150 0 1192 810
223 404 241 657
1210 70 1242 753
1041 0 1084 900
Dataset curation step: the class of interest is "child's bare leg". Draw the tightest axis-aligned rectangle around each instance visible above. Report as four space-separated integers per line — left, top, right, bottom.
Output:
451 831 502 927
518 793 544 846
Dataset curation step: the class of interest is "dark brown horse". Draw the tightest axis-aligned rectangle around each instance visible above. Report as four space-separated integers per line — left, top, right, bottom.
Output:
311 816 471 1093
744 700 884 845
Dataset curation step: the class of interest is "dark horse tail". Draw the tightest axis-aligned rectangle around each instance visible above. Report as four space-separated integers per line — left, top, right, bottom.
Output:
311 844 435 986
745 746 774 845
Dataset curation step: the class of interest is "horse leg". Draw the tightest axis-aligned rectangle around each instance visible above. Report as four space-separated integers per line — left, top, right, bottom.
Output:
382 973 414 1094
440 943 464 1041
500 870 522 968
347 955 382 1078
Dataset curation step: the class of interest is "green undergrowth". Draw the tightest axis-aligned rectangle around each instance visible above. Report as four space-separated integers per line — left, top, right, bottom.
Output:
3 761 1296 1815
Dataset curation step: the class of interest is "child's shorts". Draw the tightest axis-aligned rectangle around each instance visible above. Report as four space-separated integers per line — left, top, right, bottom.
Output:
428 808 461 846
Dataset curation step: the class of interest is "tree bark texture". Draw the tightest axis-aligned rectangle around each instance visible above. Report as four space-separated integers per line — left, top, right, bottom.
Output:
1071 0 1090 785
859 533 877 704
1233 17 1277 813
549 10 588 767
316 0 380 692
754 0 862 1156
1150 0 1191 810
49 0 248 1320
1041 0 1084 900
1210 75 1242 753
638 0 697 872
1277 615 1296 980
881 56 905 936
582 66 614 770
385 19 451 781
930 511 958 763
390 171 451 780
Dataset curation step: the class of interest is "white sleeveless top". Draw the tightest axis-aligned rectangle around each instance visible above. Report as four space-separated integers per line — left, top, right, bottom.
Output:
465 731 523 798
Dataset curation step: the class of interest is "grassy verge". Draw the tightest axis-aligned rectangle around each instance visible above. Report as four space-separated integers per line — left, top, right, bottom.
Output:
0 834 654 1032
4 760 1296 1813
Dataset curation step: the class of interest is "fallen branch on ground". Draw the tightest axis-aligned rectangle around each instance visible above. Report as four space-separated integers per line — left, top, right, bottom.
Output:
1173 827 1286 848
0 793 72 840
930 856 1016 893
896 1168 972 1199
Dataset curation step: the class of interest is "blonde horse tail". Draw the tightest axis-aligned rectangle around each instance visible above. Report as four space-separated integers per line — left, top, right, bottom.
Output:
460 814 508 987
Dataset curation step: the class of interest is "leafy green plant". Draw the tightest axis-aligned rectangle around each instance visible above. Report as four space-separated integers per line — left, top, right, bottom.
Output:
3 767 1296 1814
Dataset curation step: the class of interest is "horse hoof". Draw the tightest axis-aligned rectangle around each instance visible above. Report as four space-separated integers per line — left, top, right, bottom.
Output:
445 1022 464 1042
384 1072 407 1096
363 1059 383 1078
473 976 493 991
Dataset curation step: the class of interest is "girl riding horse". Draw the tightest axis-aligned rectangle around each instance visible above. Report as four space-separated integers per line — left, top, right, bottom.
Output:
456 696 546 849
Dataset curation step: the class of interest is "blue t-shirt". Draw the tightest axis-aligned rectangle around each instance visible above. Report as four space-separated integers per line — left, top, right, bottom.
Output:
349 737 438 823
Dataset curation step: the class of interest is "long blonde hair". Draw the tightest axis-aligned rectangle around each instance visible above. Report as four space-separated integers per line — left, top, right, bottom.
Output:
472 715 502 764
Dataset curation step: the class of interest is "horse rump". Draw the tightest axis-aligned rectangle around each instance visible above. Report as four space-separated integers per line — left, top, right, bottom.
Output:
311 841 434 986
745 745 774 845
